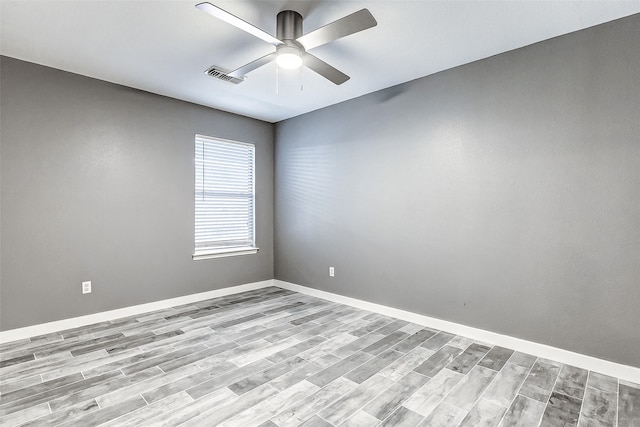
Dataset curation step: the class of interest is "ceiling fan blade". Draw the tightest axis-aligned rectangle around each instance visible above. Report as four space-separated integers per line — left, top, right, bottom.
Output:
303 53 350 85
296 9 377 51
228 52 277 78
196 2 283 46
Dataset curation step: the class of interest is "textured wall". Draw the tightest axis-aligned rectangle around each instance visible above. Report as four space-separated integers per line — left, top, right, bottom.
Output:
0 57 274 330
275 15 640 367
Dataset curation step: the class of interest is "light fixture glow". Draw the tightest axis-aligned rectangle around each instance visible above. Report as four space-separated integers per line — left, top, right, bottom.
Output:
276 46 302 69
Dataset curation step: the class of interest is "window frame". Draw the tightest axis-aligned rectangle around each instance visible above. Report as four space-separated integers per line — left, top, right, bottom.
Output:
192 134 258 260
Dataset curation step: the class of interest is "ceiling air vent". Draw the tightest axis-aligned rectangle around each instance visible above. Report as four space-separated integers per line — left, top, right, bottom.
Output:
204 65 245 84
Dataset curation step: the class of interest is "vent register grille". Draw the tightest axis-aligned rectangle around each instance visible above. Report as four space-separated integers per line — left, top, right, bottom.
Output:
205 65 245 84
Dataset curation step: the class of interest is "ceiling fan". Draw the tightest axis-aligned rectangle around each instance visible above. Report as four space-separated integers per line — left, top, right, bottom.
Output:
196 2 377 85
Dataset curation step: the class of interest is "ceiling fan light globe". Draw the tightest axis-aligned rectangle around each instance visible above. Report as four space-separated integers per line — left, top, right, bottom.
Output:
276 48 302 69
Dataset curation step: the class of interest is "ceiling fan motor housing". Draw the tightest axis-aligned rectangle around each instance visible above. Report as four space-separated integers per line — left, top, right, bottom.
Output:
277 10 304 52
277 11 303 41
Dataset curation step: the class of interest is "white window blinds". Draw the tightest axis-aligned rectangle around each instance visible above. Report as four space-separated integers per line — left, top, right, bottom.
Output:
194 135 256 256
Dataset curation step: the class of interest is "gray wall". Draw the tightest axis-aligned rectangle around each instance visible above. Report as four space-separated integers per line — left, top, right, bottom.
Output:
0 56 274 330
274 15 640 367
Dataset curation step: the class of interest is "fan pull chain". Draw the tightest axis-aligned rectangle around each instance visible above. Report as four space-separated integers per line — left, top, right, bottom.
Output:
276 65 279 95
299 64 303 91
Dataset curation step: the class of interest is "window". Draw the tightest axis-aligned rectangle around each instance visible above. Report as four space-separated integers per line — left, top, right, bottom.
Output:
193 135 257 260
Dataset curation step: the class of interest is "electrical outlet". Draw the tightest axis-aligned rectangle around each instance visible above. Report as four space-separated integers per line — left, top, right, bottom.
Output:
82 281 92 294
329 267 335 277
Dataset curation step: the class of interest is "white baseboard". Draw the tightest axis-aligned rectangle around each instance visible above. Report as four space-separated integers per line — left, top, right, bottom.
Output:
275 280 640 383
0 279 276 344
3 277 638 383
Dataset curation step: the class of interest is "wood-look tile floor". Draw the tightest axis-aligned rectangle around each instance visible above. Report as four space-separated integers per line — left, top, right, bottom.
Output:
1 287 638 426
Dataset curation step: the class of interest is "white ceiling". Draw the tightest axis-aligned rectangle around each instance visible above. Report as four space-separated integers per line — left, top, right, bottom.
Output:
2 1 639 123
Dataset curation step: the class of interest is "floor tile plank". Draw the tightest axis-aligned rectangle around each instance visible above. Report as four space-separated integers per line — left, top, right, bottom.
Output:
49 366 161 412
481 362 530 408
298 415 334 427
0 369 123 416
577 386 617 427
539 391 583 427
381 406 425 427
184 358 273 400
363 371 430 420
444 364 498 411
0 372 84 405
340 410 380 427
519 359 561 402
344 349 404 384
413 344 463 377
418 401 467 426
0 374 42 395
619 383 640 427
508 352 538 370
181 383 278 427
96 363 201 408
333 333 387 359
362 331 410 356
307 351 373 388
378 347 435 382
460 398 508 427
0 402 50 427
271 377 356 427
420 331 456 351
59 395 147 426
478 346 514 372
446 342 492 375
586 371 618 394
219 380 318 427
554 364 588 400
393 328 437 353
319 374 393 425
227 356 307 395
149 386 238 426
499 394 546 426
404 368 464 417
20 399 99 426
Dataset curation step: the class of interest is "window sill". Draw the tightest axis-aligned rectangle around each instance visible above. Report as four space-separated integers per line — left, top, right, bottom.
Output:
192 247 259 260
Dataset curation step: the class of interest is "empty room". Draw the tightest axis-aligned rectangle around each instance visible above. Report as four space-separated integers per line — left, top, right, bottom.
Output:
1 1 639 426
